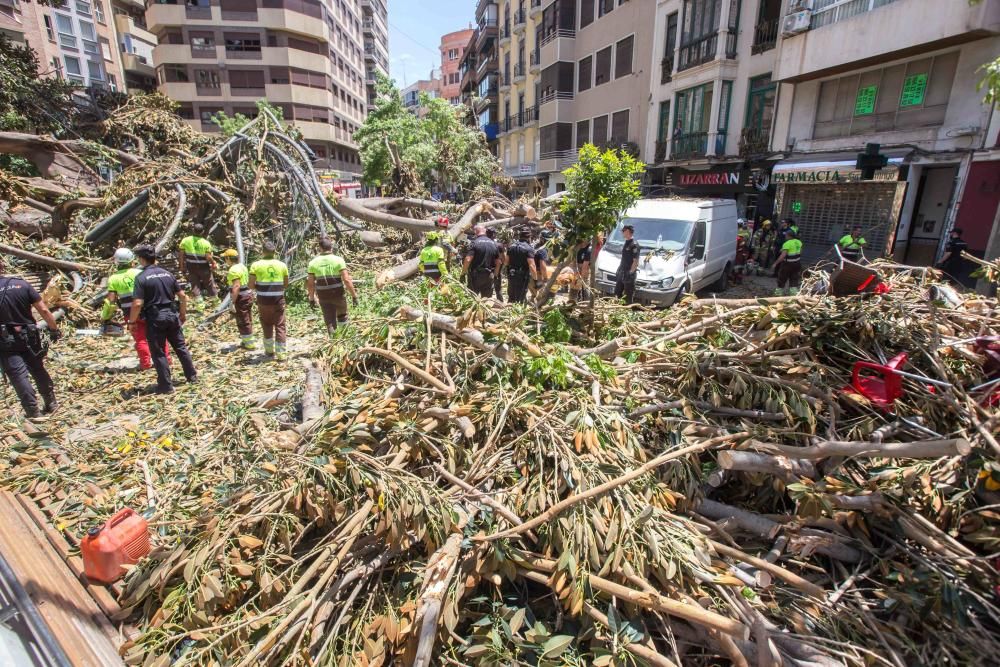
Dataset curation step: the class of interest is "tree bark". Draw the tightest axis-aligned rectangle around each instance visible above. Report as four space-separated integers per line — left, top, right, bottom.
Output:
717 451 816 481
0 243 99 273
755 438 971 460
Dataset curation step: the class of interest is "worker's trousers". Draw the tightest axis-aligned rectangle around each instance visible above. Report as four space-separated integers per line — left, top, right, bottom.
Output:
233 290 254 336
130 319 169 370
145 311 197 392
507 271 530 304
318 292 349 335
615 271 637 304
257 297 287 353
1 349 54 415
468 270 494 298
185 264 218 299
776 261 802 290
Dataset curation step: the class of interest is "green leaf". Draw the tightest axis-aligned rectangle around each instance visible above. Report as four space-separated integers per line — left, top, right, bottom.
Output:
540 634 575 658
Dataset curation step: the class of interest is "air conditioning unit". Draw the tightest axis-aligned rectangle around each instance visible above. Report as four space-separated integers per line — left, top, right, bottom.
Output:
782 10 812 37
787 0 812 10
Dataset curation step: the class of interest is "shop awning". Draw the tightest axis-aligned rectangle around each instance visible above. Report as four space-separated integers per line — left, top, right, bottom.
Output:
772 149 912 184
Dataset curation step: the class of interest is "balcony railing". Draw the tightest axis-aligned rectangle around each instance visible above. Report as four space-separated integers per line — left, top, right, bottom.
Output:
671 132 709 159
513 9 526 27
500 23 511 41
540 28 574 47
529 0 542 15
660 56 673 84
811 0 903 30
739 126 771 158
751 18 779 54
513 62 525 79
724 30 737 59
523 104 538 123
678 32 718 72
539 149 578 170
478 18 498 31
539 90 573 104
654 140 667 163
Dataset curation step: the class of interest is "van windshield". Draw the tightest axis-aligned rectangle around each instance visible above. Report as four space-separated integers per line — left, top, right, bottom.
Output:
609 217 693 251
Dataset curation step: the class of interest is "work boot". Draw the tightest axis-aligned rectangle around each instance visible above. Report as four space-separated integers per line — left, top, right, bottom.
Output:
154 385 175 395
275 344 288 362
240 335 257 350
25 405 44 421
42 393 59 415
263 339 275 356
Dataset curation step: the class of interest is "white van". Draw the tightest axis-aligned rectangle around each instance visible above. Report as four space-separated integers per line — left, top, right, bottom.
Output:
595 198 738 306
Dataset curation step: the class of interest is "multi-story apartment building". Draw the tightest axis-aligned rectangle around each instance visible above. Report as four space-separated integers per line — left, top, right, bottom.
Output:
112 0 157 92
0 0 127 93
473 0 501 153
496 0 543 193
644 0 783 223
458 28 480 107
440 27 475 105
145 0 372 177
402 73 442 116
770 0 1000 270
535 0 655 194
361 0 389 107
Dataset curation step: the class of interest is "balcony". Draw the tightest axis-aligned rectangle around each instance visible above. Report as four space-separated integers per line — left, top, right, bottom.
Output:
114 14 155 45
505 162 537 177
540 29 575 63
751 18 779 55
512 62 525 83
499 22 511 45
523 104 538 124
500 73 511 91
513 9 526 33
529 0 542 18
776 0 1000 82
529 50 540 73
739 126 771 158
660 56 673 84
481 122 499 141
122 53 155 77
540 28 574 48
671 132 710 159
539 90 572 104
654 140 667 163
678 33 718 72
538 149 578 173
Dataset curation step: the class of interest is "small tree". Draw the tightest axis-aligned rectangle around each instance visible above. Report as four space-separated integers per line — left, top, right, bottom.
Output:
537 144 644 308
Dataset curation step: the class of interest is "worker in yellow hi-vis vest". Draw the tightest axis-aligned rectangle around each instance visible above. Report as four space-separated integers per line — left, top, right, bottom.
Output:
177 223 218 309
248 242 289 361
306 237 358 336
837 224 867 262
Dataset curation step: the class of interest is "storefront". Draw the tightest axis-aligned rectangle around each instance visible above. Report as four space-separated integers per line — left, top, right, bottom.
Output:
771 151 911 264
645 161 777 222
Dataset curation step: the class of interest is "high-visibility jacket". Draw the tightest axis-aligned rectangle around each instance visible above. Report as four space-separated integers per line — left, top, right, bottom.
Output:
103 266 141 319
307 254 347 295
838 234 866 259
179 236 213 265
419 245 447 278
249 258 289 303
782 239 803 263
226 262 250 290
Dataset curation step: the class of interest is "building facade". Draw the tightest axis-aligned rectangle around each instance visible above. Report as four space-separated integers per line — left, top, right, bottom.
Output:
533 0 656 194
361 0 389 107
402 73 443 116
496 0 543 193
440 27 475 105
473 0 501 152
770 0 1000 269
644 0 783 222
145 0 373 176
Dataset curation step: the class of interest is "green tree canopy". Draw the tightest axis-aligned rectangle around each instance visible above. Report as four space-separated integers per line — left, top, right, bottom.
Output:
354 74 506 196
0 34 78 136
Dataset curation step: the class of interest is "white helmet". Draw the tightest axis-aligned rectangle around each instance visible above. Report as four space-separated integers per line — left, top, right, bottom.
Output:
113 248 135 264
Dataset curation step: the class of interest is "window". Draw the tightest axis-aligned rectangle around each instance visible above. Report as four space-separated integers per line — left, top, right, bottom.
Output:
225 34 262 52
55 14 76 50
87 60 104 81
717 80 732 152
43 16 54 41
200 108 222 126
682 0 721 44
230 69 265 90
615 35 633 78
100 37 113 61
814 52 959 139
449 48 458 60
580 0 594 28
674 82 713 156
160 64 189 83
594 46 611 86
592 114 608 144
63 55 84 83
540 122 573 155
576 119 590 148
745 73 775 136
656 101 671 143
665 12 678 59
76 1 91 16
577 55 592 92
93 0 105 24
598 0 613 17
610 109 629 145
79 20 98 54
195 69 221 88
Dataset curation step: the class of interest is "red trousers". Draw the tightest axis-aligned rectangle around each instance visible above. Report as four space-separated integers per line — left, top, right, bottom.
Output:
131 319 169 370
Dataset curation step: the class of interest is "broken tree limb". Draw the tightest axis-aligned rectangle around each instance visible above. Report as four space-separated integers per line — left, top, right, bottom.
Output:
717 451 817 481
300 360 325 423
754 438 972 461
0 243 99 274
410 532 465 667
630 402 787 422
398 306 512 361
244 388 293 408
708 540 825 599
336 195 436 233
358 347 453 394
484 432 749 541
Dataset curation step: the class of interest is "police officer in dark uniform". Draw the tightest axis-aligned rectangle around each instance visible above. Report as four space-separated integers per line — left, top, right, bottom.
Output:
0 257 61 419
128 244 198 394
462 224 501 298
615 224 640 304
486 228 506 301
937 227 970 284
504 229 539 304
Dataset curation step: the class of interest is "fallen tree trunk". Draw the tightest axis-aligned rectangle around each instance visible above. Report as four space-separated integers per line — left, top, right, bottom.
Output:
337 196 436 233
0 243 99 273
717 451 817 481
755 438 972 460
398 306 512 361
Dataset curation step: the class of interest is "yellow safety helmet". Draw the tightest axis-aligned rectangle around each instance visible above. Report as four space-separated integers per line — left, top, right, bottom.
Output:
221 249 239 258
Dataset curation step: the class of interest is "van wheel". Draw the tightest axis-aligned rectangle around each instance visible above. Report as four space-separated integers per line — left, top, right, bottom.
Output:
712 263 732 292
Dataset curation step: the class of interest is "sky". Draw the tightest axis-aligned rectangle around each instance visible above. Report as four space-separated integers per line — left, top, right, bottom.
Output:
388 0 475 88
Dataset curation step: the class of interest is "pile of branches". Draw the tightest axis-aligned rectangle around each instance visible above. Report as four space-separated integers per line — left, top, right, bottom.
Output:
4 262 1000 666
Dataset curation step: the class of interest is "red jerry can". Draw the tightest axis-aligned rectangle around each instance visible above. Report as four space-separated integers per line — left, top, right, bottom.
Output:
849 352 909 411
81 508 151 584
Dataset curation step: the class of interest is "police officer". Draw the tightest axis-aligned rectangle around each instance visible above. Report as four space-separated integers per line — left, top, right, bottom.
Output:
222 249 255 350
462 225 501 298
249 241 290 360
615 224 640 304
307 237 358 336
129 244 198 395
102 247 164 370
504 229 539 304
838 225 866 262
419 232 449 283
937 227 969 284
771 229 803 296
0 257 60 419
486 228 505 301
177 223 218 309
573 240 593 301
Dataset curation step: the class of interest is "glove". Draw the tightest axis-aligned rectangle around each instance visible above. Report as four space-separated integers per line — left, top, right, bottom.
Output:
49 328 62 343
